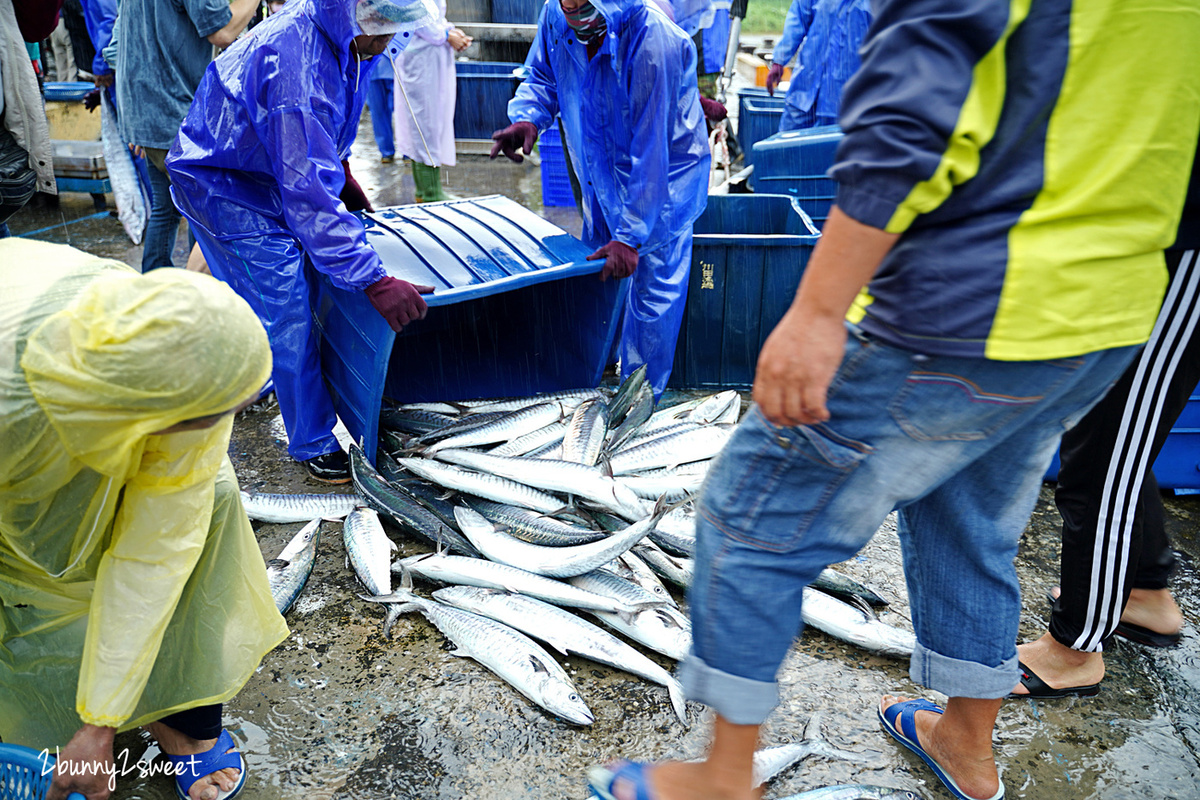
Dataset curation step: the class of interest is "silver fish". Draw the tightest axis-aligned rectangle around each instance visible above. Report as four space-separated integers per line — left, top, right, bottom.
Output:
610 549 677 607
561 398 609 466
489 420 568 457
452 502 666 579
394 553 655 617
811 568 890 608
631 541 693 590
604 383 654 455
397 458 564 513
432 586 687 724
459 388 605 415
616 421 703 454
608 424 734 475
689 390 743 425
266 518 322 614
343 507 395 597
570 568 692 660
606 365 648 424
777 787 923 800
426 401 568 453
415 410 512 445
365 583 594 725
648 503 698 557
464 498 608 547
616 462 707 502
641 395 710 434
433 449 645 521
240 490 360 524
801 587 914 658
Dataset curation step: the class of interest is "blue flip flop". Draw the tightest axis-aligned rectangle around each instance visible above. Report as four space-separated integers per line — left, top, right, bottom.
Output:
878 697 1004 800
167 729 247 800
587 760 658 800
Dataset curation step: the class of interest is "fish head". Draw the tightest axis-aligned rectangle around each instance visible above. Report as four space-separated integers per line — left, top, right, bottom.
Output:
539 678 595 726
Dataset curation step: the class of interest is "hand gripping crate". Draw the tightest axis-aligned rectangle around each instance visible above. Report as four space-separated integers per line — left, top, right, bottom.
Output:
668 194 820 390
313 195 627 461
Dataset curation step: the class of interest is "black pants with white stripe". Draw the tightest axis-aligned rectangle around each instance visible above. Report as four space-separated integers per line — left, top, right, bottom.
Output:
1050 247 1200 653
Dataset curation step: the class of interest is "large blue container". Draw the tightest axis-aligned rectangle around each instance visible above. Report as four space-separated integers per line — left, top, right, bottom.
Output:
453 62 524 140
492 0 545 23
736 87 787 167
1045 383 1200 491
749 125 844 228
668 194 820 390
313 195 626 461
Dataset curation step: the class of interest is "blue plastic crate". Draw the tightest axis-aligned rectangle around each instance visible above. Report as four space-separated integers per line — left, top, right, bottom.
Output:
492 0 545 23
538 126 575 207
453 62 524 140
313 195 626 461
0 743 85 800
749 125 844 228
736 87 787 167
1045 383 1200 490
42 81 93 102
668 194 821 390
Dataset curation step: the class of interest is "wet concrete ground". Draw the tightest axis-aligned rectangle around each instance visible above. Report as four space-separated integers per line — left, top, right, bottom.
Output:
5 111 1200 800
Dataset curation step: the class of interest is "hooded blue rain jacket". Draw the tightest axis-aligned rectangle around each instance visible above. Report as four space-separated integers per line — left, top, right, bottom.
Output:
773 0 871 130
167 0 412 461
509 0 710 397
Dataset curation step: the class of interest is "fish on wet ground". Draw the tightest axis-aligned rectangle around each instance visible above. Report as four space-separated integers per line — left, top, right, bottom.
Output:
810 568 890 608
451 499 669 579
241 489 360 524
801 587 914 658
464 498 609 547
343 506 395 598
394 552 661 618
569 567 692 660
561 398 609 466
432 585 688 724
397 457 564 514
607 424 735 475
425 401 569 453
364 576 595 725
266 518 322 614
777 787 924 800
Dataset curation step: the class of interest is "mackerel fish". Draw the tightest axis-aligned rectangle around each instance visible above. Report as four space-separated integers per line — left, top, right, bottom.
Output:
453 501 667 578
801 587 914 658
690 390 743 425
570 567 692 660
631 541 693 589
606 364 647 425
560 398 609 466
433 448 645 521
811 568 890 608
608 424 734 475
778 787 923 800
394 553 658 618
604 383 654 455
617 461 707 502
458 388 605 415
364 582 594 725
397 458 563 513
464 498 608 546
241 490 360 524
489 420 568 457
432 586 687 724
343 506 395 597
414 410 512 445
349 445 479 557
610 549 677 607
426 402 568 453
616 421 703 454
266 518 321 614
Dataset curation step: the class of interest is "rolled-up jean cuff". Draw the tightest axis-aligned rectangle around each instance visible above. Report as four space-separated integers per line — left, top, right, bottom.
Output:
910 643 1020 700
679 653 779 725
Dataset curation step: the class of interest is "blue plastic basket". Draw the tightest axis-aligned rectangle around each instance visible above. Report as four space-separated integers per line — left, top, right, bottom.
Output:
0 743 85 800
537 126 575 207
735 87 787 167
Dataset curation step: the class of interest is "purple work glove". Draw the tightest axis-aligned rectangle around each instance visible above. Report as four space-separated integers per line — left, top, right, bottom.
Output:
83 89 101 112
340 159 374 212
587 240 638 282
765 63 786 96
700 96 728 122
365 276 435 331
490 121 539 163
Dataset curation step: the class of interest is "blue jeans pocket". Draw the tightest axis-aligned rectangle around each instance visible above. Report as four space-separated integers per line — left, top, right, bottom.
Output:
702 408 871 553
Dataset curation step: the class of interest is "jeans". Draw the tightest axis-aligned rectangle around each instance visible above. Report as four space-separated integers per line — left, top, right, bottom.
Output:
679 328 1137 724
142 149 183 271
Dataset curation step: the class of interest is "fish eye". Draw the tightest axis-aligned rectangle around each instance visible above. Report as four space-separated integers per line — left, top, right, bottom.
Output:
569 693 580 702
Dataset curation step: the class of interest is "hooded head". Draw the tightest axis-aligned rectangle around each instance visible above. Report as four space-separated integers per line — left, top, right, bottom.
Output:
311 0 436 67
21 269 272 477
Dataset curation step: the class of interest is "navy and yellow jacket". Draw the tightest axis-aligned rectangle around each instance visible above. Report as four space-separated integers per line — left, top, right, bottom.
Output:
834 0 1200 360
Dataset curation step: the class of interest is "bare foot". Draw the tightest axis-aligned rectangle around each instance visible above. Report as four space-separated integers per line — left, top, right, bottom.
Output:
1011 632 1104 695
144 721 241 800
880 694 1001 800
1121 588 1183 636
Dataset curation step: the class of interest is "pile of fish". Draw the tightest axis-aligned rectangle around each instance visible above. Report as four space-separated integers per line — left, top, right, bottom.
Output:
247 366 915 728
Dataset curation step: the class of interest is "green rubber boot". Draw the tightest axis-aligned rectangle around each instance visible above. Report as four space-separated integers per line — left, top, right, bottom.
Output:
411 161 448 203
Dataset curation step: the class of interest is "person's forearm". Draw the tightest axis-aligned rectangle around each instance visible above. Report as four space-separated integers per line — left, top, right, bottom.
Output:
788 206 899 323
208 0 259 48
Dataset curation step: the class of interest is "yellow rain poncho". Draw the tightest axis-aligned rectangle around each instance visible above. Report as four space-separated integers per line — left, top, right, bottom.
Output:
0 239 289 749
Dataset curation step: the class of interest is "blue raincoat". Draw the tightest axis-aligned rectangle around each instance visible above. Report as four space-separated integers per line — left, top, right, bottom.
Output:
699 6 730 76
510 0 710 398
773 0 871 130
167 0 423 461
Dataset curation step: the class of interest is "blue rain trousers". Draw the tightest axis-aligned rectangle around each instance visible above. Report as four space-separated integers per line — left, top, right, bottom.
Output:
773 0 872 130
509 0 710 397
167 0 403 460
366 57 396 159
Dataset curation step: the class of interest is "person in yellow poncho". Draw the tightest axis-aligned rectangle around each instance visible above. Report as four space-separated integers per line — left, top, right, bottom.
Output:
0 239 290 800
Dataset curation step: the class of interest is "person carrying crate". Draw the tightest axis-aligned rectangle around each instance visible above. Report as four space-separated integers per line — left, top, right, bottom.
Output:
491 0 711 400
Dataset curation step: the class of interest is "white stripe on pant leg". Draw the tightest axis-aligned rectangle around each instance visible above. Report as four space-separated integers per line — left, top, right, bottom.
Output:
1074 250 1200 651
